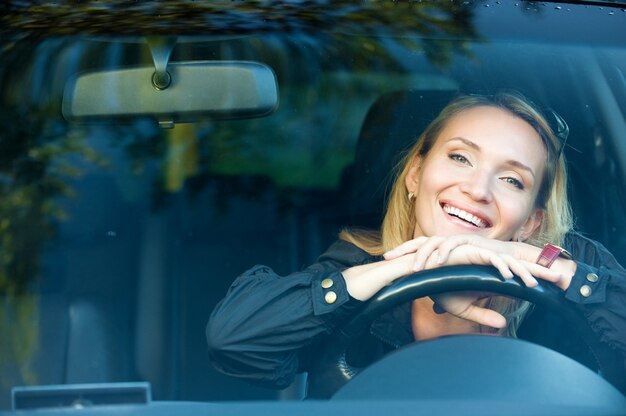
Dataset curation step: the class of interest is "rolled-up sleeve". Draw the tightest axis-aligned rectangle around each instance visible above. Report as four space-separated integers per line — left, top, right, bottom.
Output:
564 262 608 304
565 233 626 354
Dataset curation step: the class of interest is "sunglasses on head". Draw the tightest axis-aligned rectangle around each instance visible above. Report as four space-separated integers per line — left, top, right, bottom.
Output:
546 109 569 158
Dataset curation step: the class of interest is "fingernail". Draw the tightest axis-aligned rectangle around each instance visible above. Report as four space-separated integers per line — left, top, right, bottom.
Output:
383 249 397 258
432 302 446 314
413 261 423 271
437 254 444 264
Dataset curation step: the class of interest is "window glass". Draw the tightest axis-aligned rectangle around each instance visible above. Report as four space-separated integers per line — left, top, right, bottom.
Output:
0 0 625 407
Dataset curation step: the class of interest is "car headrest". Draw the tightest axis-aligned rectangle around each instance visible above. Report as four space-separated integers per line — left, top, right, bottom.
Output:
341 89 458 228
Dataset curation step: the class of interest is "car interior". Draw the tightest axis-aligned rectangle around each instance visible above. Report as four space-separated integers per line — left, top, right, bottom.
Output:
4 83 626 408
1 2 626 413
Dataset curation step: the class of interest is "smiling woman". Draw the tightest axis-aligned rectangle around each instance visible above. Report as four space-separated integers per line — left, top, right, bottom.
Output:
342 92 570 335
1 0 626 412
406 106 547 241
207 92 626 394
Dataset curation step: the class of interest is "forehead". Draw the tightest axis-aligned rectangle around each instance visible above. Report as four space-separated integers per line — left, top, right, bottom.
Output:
443 105 536 136
432 105 547 172
439 106 544 150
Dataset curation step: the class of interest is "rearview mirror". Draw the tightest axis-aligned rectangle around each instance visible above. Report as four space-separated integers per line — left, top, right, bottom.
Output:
62 61 278 128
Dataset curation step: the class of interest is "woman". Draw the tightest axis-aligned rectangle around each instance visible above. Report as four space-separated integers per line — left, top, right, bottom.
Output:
207 92 626 391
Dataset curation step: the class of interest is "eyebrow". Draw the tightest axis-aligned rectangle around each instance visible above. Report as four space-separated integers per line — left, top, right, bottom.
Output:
448 137 536 179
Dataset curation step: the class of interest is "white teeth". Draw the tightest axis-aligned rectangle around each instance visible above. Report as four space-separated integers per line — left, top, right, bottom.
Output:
443 204 487 228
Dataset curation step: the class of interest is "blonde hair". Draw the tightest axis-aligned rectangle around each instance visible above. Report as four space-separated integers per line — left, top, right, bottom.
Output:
340 92 573 337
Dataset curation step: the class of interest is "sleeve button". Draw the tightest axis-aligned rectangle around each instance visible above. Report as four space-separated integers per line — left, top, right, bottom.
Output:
321 278 334 289
586 273 599 283
324 291 337 304
580 285 592 297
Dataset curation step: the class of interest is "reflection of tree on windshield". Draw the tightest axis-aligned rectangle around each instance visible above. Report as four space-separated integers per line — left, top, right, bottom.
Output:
1 2 482 120
116 2 480 199
31 0 480 205
0 106 105 390
0 0 481 70
1 1 478 39
0 0 484 285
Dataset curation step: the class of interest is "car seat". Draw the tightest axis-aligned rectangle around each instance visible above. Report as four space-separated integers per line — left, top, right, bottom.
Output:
336 89 457 229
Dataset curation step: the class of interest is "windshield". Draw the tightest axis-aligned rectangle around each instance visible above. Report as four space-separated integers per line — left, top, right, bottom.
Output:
1 0 625 409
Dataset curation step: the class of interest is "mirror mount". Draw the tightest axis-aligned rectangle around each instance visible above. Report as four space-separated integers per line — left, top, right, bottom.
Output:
147 36 177 91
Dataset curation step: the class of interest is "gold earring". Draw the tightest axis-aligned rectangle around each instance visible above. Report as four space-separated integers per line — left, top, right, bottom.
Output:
408 192 415 201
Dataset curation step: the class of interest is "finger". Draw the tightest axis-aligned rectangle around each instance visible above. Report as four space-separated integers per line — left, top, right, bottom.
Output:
461 305 507 329
484 251 515 279
469 247 514 279
502 256 565 288
383 237 427 259
521 261 564 285
413 236 446 270
501 255 539 287
434 236 471 264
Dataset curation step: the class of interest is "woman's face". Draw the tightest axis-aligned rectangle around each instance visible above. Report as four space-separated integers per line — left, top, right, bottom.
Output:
405 106 546 241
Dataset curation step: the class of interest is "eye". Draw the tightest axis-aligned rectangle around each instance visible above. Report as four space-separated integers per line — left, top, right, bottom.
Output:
502 177 525 190
448 153 470 165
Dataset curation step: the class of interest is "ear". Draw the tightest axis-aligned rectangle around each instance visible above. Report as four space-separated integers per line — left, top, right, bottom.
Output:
404 155 422 193
517 209 544 241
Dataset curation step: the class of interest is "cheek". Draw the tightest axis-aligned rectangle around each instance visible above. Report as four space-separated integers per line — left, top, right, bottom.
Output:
414 173 445 213
412 171 451 237
417 161 452 194
497 197 535 231
413 195 431 227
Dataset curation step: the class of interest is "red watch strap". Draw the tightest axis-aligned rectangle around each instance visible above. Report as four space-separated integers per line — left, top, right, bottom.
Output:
536 243 569 268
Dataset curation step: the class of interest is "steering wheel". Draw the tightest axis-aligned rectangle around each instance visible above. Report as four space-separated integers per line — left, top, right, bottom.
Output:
306 265 626 403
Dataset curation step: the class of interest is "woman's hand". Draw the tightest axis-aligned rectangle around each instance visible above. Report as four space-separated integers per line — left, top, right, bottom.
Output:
384 235 522 268
429 292 507 330
343 249 509 330
384 235 565 289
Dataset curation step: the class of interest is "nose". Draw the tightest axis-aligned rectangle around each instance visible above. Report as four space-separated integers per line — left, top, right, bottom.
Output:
459 169 493 203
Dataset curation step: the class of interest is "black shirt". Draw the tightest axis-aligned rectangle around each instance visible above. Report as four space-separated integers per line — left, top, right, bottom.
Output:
207 232 626 390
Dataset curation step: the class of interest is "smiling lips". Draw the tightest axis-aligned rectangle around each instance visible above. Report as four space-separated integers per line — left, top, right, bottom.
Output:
442 203 490 228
